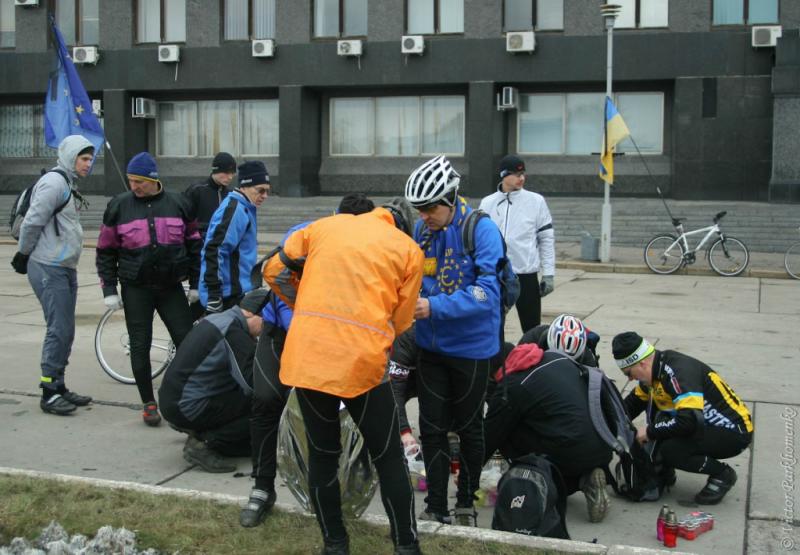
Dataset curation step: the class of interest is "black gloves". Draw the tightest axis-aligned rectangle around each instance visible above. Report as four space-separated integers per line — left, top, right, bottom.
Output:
11 252 29 275
205 297 224 314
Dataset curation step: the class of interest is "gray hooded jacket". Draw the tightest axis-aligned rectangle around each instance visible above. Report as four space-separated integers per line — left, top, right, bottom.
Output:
18 135 93 269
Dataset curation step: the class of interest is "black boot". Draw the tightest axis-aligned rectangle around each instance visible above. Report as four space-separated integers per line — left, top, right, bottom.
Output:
239 488 276 528
395 541 422 554
320 536 349 555
695 465 737 505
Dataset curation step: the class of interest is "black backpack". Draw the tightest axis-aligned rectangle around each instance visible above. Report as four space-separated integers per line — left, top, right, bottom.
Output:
461 209 521 312
9 169 70 240
492 453 569 539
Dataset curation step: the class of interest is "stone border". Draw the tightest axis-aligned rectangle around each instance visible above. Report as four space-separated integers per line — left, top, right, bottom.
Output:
0 467 693 555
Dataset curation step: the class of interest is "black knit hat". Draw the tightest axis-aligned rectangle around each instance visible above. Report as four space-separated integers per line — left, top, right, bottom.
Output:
239 289 271 314
499 155 526 178
612 331 655 369
211 152 236 174
237 161 269 187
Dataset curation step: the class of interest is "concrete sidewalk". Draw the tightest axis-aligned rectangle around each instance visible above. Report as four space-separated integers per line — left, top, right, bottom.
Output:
0 242 798 554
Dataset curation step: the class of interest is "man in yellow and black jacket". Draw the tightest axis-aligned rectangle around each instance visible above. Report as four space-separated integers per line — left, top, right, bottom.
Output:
612 331 753 505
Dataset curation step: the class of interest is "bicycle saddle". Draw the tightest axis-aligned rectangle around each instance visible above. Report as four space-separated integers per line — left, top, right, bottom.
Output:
671 218 686 226
713 211 727 223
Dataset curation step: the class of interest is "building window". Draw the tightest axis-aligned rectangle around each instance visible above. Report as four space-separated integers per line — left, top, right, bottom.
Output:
615 0 668 28
407 0 464 34
330 95 465 156
55 0 100 45
713 0 778 25
517 92 663 155
0 104 58 158
0 0 14 48
156 99 279 157
224 0 275 40
503 0 563 31
137 0 185 43
313 0 367 38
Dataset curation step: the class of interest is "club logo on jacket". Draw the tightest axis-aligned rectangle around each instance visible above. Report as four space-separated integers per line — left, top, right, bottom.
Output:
470 285 487 302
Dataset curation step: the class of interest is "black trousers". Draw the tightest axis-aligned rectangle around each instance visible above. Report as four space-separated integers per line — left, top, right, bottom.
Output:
249 325 290 491
515 272 541 333
296 382 417 548
416 349 490 513
658 427 751 476
121 283 193 404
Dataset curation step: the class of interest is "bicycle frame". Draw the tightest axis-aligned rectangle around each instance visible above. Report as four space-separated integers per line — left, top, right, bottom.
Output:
669 222 722 257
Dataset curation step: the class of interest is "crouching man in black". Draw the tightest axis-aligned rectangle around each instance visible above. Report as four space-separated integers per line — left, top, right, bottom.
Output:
483 314 613 523
158 289 270 472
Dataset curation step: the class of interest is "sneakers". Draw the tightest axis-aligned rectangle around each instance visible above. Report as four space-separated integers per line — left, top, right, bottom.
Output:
142 403 162 427
695 465 737 505
320 537 349 555
453 505 478 527
580 467 610 523
40 394 77 416
419 508 452 525
61 390 92 406
183 436 236 473
239 488 276 528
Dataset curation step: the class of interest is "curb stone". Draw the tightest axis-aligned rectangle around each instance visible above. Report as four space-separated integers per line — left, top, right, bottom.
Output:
0 467 695 555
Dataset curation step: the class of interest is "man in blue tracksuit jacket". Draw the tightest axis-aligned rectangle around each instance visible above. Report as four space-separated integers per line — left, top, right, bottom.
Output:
200 161 269 313
404 155 504 527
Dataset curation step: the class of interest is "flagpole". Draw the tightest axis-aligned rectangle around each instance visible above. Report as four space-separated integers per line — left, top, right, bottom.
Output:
600 4 620 263
104 140 130 191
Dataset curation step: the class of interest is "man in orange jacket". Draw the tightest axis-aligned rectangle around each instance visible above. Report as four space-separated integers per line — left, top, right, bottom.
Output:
264 197 423 555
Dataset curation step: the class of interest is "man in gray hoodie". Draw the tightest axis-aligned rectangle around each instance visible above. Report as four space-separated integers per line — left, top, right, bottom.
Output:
12 134 95 416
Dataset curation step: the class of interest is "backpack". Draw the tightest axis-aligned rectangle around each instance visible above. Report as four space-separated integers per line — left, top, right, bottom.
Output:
491 453 570 539
570 358 666 502
461 209 521 312
9 169 71 241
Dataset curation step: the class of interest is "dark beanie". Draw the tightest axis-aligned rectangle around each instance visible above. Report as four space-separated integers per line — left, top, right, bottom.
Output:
239 288 271 314
211 152 237 174
337 192 375 215
612 331 655 369
237 161 269 187
499 154 526 178
126 152 159 182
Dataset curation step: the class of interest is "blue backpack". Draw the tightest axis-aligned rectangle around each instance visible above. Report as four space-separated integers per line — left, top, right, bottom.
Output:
461 209 521 312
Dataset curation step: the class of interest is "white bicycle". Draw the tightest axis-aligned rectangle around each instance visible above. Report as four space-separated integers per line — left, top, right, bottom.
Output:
786 227 800 280
644 211 750 277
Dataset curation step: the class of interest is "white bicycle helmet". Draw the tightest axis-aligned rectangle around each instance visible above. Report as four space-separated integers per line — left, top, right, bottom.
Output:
404 155 461 208
547 314 588 361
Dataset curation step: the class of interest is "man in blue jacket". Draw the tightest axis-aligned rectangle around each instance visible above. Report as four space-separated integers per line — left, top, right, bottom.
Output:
200 161 269 314
404 155 504 527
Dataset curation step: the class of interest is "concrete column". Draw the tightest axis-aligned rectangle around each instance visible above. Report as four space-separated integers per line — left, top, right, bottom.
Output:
770 30 800 203
278 85 321 197
465 81 504 198
102 89 148 196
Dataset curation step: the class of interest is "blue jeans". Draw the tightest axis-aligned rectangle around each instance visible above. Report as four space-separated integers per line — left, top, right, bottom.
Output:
27 260 78 392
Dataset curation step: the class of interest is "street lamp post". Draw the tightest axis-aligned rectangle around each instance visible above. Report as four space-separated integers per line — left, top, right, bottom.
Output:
600 3 620 263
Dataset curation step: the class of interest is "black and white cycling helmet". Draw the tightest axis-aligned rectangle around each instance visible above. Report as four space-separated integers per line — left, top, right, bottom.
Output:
404 155 461 208
547 314 587 361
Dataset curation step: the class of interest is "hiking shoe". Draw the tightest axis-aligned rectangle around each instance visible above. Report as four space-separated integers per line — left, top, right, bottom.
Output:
419 508 452 525
239 488 276 528
40 394 77 416
580 467 610 523
142 403 162 427
320 536 349 555
183 437 236 473
453 505 478 527
695 465 737 505
61 390 92 406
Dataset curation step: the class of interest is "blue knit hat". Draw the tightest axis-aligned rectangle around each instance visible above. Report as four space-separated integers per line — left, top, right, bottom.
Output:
237 161 269 187
127 152 159 182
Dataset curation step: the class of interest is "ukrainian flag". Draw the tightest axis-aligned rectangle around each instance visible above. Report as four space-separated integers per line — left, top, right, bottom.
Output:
599 97 630 185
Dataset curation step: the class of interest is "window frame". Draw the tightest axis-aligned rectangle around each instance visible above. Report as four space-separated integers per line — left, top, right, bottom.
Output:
502 0 564 32
711 0 780 26
516 91 664 156
405 0 464 36
222 0 276 41
135 0 186 44
312 0 368 39
614 0 669 29
52 0 100 46
0 0 15 49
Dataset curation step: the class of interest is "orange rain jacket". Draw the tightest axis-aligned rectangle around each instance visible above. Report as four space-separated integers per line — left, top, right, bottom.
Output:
263 208 423 398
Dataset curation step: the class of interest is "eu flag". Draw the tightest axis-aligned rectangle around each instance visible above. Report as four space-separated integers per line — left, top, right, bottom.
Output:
44 17 104 155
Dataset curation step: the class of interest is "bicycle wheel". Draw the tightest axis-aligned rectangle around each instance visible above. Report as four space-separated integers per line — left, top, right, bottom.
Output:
94 308 176 384
785 242 800 279
644 235 685 274
708 237 749 277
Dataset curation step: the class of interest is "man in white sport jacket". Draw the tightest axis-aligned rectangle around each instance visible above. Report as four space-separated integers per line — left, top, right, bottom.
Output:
479 155 555 333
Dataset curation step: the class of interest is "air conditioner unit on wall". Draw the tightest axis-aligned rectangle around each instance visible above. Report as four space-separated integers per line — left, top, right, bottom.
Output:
14 0 39 6
91 99 103 117
158 44 180 62
752 25 782 48
252 39 275 58
337 39 362 57
131 97 157 119
401 35 424 55
497 86 518 111
506 31 535 53
72 46 99 65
